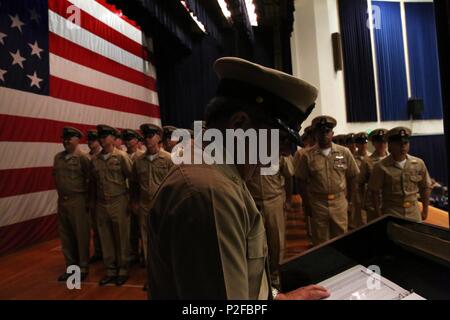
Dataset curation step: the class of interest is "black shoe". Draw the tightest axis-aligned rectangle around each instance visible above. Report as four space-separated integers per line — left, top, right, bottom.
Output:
143 283 148 291
99 275 117 286
80 272 89 281
115 275 129 286
89 254 102 264
57 272 71 282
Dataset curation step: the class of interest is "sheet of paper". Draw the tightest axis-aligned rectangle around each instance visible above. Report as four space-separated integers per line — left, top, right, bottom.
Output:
318 265 426 300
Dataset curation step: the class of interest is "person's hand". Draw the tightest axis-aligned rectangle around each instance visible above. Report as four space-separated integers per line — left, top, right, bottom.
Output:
275 285 330 300
421 210 428 221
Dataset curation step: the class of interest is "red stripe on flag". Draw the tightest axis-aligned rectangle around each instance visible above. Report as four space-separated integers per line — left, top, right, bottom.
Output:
49 33 156 91
48 0 148 60
0 214 58 256
0 167 55 198
50 76 161 119
0 114 96 143
95 0 142 31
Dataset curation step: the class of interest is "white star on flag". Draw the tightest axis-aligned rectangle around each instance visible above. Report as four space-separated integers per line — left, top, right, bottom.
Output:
10 49 26 68
28 41 44 59
0 69 7 82
27 71 43 89
9 14 25 33
29 8 41 23
0 32 6 45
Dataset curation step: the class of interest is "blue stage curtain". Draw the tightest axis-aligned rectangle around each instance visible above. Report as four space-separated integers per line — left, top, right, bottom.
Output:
410 135 448 185
373 1 409 121
405 2 443 120
338 0 377 122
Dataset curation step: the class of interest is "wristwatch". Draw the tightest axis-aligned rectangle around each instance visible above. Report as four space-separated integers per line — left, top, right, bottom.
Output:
272 287 280 300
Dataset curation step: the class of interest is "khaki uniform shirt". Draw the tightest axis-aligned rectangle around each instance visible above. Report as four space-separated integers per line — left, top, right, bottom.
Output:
247 156 293 204
130 149 174 210
368 154 432 217
128 149 145 162
147 163 270 300
296 143 360 195
90 148 133 201
53 148 90 197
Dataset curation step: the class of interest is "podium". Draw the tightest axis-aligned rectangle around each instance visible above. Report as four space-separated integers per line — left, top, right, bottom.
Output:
280 215 450 300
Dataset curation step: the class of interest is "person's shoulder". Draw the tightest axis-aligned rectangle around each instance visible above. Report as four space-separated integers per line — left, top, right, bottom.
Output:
333 143 351 155
113 148 130 160
408 155 426 167
54 151 64 160
159 149 173 161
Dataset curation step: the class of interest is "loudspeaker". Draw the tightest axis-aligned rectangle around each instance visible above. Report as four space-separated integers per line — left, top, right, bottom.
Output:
332 32 343 71
408 98 424 118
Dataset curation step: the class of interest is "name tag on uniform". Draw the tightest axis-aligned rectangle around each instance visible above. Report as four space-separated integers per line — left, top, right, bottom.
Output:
334 155 346 168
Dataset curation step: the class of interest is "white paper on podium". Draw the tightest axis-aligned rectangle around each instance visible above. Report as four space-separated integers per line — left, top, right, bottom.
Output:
318 265 426 300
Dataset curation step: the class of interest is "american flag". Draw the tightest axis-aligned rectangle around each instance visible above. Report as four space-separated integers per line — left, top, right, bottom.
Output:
0 0 160 254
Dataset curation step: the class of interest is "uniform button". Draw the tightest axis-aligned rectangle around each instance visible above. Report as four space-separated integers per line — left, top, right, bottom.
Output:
403 202 411 208
328 194 335 200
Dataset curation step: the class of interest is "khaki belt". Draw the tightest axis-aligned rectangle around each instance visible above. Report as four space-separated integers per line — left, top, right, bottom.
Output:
310 192 345 201
385 199 417 209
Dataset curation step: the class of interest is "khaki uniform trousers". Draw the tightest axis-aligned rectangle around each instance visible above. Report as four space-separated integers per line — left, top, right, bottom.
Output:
58 193 90 273
259 193 286 290
96 194 130 277
310 192 348 245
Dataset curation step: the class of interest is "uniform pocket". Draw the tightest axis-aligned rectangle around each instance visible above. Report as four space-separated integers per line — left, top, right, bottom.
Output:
247 231 267 259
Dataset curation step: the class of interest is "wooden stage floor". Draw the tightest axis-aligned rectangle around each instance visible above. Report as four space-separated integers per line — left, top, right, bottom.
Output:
0 204 447 300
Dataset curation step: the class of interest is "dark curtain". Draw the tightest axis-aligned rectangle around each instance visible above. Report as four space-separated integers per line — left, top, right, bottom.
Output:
338 0 377 122
374 1 409 121
405 2 443 120
410 135 448 186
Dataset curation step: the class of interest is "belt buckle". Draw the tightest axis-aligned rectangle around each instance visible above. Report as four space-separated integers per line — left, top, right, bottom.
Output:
403 202 411 208
63 196 69 200
328 194 335 200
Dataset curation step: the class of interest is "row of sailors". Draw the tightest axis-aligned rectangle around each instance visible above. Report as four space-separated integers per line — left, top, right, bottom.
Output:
53 116 432 291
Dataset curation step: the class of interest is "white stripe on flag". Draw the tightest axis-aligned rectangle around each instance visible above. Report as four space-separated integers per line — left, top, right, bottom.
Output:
0 142 88 170
67 0 144 46
50 53 159 105
48 10 156 79
0 87 161 130
0 190 57 227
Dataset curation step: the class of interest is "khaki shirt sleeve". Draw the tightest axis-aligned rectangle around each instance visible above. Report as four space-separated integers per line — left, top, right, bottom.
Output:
281 155 294 177
80 154 91 185
419 161 432 191
130 161 139 201
295 152 309 180
368 163 384 191
345 151 360 179
150 190 245 299
121 153 133 179
358 160 370 185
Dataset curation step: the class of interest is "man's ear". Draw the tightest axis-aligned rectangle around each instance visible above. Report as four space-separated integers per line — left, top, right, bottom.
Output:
227 111 252 130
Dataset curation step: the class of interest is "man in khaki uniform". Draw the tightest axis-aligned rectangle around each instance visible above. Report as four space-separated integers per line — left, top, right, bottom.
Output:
364 129 389 222
91 125 133 286
122 129 145 266
53 127 91 281
146 57 329 300
293 126 315 238
368 127 432 221
353 132 371 227
297 116 359 245
130 124 173 266
246 155 294 290
86 129 103 263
